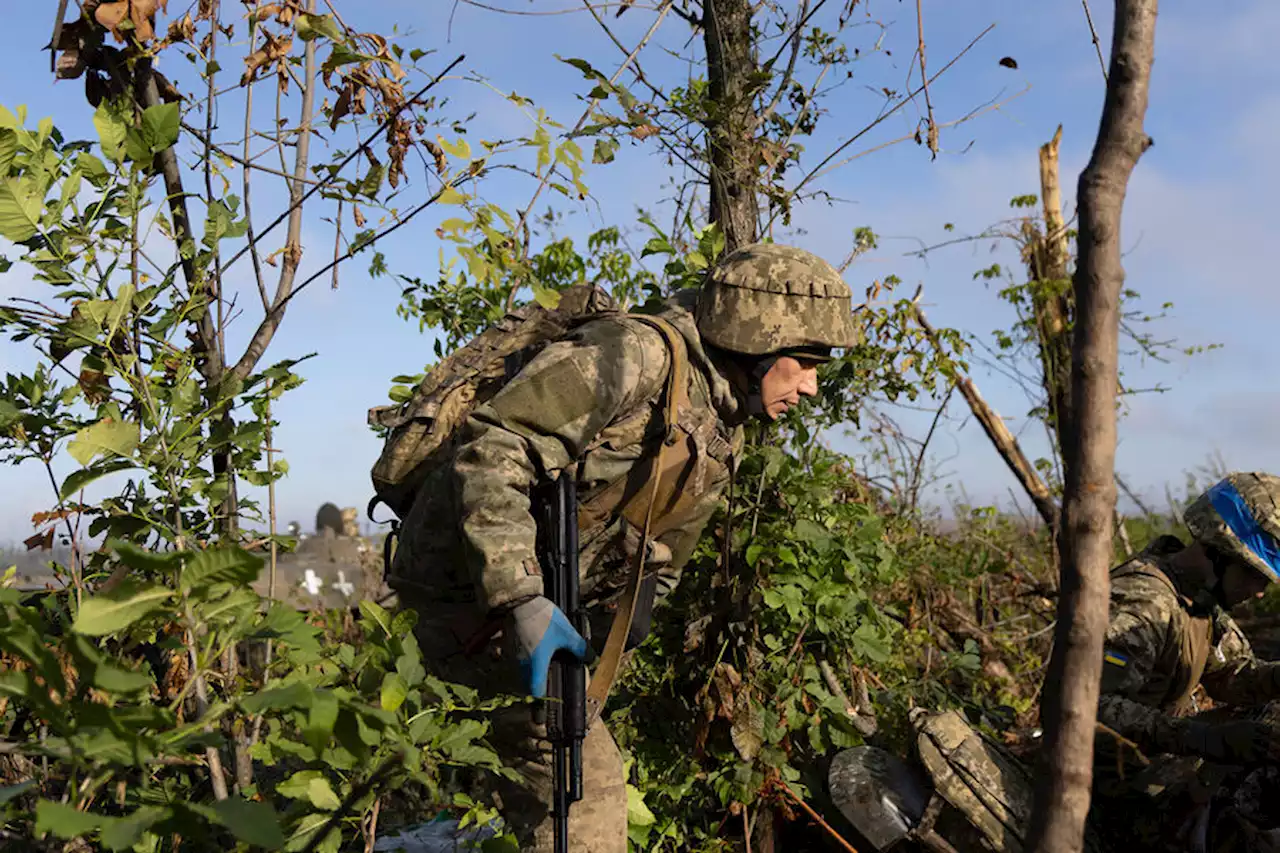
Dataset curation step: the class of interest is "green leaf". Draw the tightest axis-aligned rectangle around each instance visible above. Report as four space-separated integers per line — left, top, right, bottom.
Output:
101 806 166 851
36 800 101 838
306 777 342 811
110 539 186 573
140 103 180 154
531 282 561 309
93 100 129 162
0 176 42 242
359 600 392 636
90 659 154 694
296 13 344 42
72 583 174 636
180 546 263 592
306 689 339 755
380 671 408 713
277 770 323 800
59 458 135 501
209 798 286 849
592 138 618 165
67 418 140 466
0 399 20 431
0 129 17 177
745 543 765 567
241 681 315 714
0 779 35 805
626 785 656 827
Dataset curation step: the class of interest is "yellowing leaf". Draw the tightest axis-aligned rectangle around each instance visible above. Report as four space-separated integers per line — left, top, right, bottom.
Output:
437 186 467 205
436 135 472 161
67 418 140 466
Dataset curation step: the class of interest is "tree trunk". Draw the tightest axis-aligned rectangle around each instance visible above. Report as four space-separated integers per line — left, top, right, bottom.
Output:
1025 2 1158 852
703 0 759 252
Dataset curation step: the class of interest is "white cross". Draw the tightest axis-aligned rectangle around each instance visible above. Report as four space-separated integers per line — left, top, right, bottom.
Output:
332 570 355 599
300 569 324 596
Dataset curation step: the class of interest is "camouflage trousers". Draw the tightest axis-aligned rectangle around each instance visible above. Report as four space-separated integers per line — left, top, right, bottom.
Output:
411 597 628 853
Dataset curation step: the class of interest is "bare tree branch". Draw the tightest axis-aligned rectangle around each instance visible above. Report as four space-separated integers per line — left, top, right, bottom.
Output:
230 0 320 382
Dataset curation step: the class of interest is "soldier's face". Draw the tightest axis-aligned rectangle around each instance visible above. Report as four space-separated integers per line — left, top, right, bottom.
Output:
759 356 822 420
1220 561 1271 607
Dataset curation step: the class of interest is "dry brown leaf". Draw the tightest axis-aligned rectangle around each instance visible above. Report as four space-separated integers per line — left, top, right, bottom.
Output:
254 3 283 22
166 13 195 44
330 82 353 130
94 1 130 38
24 528 54 552
629 124 660 141
56 17 90 50
241 31 292 86
129 0 163 41
352 205 366 228
425 140 447 175
56 49 86 80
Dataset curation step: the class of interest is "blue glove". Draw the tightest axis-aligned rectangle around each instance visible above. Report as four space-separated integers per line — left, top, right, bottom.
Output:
509 596 588 698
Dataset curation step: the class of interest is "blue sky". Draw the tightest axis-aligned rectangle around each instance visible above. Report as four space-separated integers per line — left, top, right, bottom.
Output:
0 1 1276 543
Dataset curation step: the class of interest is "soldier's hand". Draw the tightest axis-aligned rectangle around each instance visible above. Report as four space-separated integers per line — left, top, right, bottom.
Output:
508 596 588 699
1184 719 1280 765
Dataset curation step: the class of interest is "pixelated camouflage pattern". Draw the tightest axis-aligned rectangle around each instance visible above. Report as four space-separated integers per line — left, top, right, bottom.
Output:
1185 472 1280 584
389 289 745 615
1095 548 1280 796
695 242 862 355
369 284 619 519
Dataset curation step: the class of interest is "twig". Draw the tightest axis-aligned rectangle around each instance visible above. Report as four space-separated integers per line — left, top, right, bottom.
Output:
909 380 955 512
220 54 465 281
768 777 859 853
503 0 674 313
765 23 994 232
273 180 466 315
331 199 344 290
363 796 381 853
915 0 939 158
1081 0 1109 82
299 754 403 853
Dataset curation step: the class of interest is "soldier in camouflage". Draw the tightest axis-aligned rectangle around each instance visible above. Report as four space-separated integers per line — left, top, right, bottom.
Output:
391 243 862 852
1091 472 1280 851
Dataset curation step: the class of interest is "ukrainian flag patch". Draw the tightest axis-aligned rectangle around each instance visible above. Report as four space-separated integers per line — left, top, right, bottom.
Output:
1103 650 1128 668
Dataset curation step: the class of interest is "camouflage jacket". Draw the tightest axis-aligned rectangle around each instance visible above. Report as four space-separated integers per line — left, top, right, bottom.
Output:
391 289 747 623
1095 547 1280 785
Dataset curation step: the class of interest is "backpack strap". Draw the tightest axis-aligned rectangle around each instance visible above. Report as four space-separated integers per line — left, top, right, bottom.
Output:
584 313 689 726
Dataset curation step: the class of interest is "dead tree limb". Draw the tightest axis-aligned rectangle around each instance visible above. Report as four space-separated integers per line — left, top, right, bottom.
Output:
1032 126 1076 454
1025 2 1158 851
914 302 1058 533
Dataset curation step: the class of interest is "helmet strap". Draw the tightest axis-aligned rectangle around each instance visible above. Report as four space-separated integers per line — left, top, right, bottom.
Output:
745 355 779 418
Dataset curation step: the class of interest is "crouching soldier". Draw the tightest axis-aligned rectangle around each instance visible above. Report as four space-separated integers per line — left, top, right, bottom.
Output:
1092 472 1280 851
388 243 863 852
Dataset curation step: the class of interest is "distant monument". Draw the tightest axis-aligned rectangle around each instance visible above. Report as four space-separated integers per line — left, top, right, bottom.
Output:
341 506 360 538
315 503 344 538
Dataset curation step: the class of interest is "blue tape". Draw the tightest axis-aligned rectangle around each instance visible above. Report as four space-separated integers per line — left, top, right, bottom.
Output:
1206 480 1280 582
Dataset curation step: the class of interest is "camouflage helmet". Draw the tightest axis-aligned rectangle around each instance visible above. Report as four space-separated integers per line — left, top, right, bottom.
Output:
1184 472 1280 583
694 242 862 357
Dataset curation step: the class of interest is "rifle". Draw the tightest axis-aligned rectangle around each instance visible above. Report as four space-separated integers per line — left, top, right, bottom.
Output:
538 471 586 853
